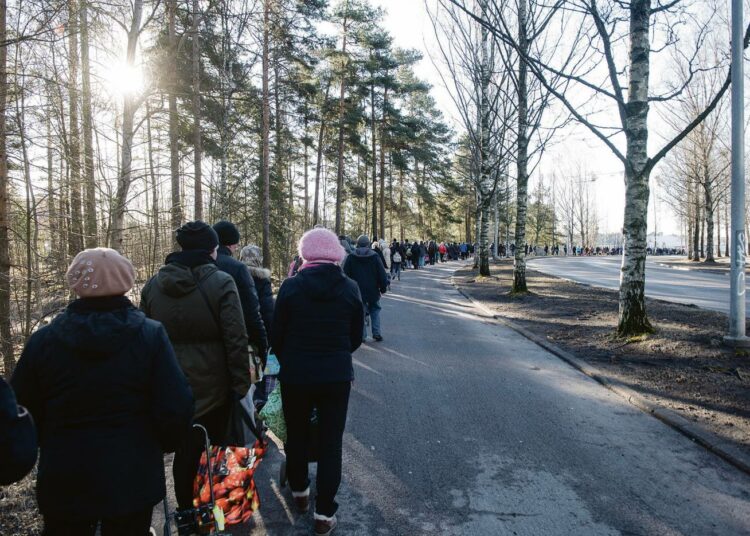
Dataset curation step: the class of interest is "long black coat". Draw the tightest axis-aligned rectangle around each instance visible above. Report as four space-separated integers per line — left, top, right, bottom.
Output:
216 246 268 356
11 296 193 520
271 264 364 385
0 376 37 485
343 248 389 305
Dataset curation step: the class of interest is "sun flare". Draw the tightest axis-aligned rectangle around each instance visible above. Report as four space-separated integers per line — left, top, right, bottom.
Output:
104 63 145 98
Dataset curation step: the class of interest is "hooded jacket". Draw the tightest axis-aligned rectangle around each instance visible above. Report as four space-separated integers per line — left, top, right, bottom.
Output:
141 251 251 418
11 296 193 520
343 247 389 305
271 264 364 384
216 246 268 357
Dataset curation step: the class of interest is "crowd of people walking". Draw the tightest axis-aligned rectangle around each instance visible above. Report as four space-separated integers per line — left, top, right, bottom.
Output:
2 219 471 536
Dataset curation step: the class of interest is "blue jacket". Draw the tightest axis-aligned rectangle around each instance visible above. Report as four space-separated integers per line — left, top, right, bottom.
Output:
216 246 268 356
271 264 364 384
11 296 193 519
343 248 389 305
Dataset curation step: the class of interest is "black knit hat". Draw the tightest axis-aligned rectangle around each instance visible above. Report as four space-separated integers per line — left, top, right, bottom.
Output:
213 220 241 246
176 221 219 251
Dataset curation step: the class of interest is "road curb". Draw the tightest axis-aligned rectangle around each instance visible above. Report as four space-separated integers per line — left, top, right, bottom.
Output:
450 273 750 477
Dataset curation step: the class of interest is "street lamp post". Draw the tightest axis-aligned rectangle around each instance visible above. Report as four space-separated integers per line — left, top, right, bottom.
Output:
725 0 750 347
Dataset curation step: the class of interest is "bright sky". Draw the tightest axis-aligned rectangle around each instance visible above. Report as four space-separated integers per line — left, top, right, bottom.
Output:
372 0 679 240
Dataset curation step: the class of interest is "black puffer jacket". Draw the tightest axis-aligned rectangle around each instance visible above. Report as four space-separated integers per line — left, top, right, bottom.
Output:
343 248 389 305
11 296 193 520
141 250 251 418
0 376 37 485
271 264 364 385
216 246 268 356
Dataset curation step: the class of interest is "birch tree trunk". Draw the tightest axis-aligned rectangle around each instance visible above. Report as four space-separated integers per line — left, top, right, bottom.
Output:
80 0 97 247
110 0 143 251
261 0 272 267
704 184 714 262
617 0 652 334
379 86 387 239
192 0 203 220
477 0 491 276
512 0 529 290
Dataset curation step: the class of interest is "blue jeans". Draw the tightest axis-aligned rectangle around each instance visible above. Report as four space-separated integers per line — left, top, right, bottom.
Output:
363 301 382 339
391 263 401 280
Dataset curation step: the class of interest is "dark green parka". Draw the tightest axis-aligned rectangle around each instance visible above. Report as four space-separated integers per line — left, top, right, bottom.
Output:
141 251 251 417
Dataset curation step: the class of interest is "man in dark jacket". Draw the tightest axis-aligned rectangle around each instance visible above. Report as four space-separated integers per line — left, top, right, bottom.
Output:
213 220 268 360
0 376 37 485
141 222 251 531
13 247 193 534
343 235 389 342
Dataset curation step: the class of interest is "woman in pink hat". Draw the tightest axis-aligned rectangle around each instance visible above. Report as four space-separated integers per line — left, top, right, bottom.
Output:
271 228 364 535
12 248 193 535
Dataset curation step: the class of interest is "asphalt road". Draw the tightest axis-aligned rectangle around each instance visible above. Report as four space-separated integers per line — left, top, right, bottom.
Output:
210 261 750 536
527 255 746 315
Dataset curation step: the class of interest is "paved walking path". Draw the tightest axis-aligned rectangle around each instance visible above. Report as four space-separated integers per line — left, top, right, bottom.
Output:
230 262 750 535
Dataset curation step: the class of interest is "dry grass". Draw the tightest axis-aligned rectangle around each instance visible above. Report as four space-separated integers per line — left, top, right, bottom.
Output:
0 468 42 535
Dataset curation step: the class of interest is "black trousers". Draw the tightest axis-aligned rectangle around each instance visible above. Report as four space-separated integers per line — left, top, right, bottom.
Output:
281 381 351 517
173 403 230 510
42 509 152 536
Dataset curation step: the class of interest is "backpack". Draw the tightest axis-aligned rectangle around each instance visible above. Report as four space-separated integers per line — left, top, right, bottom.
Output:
393 252 402 263
406 247 412 258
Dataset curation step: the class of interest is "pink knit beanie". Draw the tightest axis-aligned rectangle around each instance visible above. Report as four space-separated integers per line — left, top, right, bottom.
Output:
66 248 136 298
298 228 346 264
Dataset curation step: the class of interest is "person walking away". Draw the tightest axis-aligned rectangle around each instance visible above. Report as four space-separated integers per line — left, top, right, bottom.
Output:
390 239 403 281
240 244 275 407
372 240 387 269
12 248 193 535
0 376 37 485
141 222 251 535
381 240 392 272
272 228 364 535
343 235 389 342
213 221 268 362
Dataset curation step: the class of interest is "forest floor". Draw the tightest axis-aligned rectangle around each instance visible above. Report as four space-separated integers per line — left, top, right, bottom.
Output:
453 259 750 459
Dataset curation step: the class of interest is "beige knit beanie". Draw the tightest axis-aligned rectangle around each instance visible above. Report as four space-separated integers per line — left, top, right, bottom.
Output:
66 248 136 298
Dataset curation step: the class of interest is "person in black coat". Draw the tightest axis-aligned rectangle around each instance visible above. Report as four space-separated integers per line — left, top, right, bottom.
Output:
11 248 193 535
213 221 268 360
0 376 37 485
271 228 363 535
343 235 389 342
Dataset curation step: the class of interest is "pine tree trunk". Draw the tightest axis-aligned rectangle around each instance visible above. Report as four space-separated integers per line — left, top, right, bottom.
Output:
192 0 203 220
80 0 97 248
146 102 160 273
67 0 84 255
617 0 653 336
261 0 272 267
370 77 377 239
334 13 349 235
512 0 529 289
304 114 310 229
0 0 12 376
379 86 387 239
168 0 182 243
312 82 330 226
46 102 60 273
